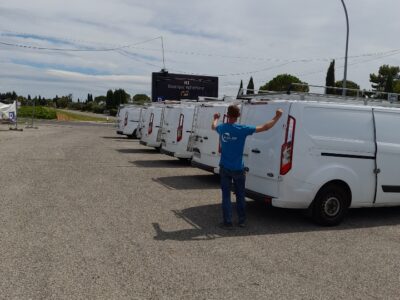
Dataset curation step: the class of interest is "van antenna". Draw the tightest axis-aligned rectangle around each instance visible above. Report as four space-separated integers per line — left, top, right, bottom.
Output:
161 36 166 71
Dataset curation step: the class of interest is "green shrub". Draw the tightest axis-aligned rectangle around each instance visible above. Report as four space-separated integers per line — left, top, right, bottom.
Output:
109 109 118 116
18 106 57 119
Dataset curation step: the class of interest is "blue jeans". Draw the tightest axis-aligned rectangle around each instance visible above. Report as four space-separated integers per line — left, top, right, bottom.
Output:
219 167 246 224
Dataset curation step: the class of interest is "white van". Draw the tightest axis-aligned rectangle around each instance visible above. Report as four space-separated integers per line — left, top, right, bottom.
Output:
122 106 143 138
140 106 163 149
240 97 400 225
116 105 134 135
189 102 230 173
159 104 195 159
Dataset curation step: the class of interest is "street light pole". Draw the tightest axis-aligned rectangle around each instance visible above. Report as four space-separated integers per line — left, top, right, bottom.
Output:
341 0 349 96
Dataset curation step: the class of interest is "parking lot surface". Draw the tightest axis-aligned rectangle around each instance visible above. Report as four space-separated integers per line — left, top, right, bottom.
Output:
1 122 400 299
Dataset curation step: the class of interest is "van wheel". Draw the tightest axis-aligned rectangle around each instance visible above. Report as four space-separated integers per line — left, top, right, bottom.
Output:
312 184 349 226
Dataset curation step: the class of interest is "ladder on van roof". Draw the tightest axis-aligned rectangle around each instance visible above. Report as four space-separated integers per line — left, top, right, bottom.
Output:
238 84 400 108
156 107 166 143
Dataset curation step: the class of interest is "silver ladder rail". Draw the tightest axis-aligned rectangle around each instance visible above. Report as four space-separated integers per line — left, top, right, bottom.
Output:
187 104 200 152
156 106 166 143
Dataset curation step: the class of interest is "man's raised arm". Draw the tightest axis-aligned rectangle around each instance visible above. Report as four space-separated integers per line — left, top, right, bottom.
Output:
211 113 220 130
255 109 283 133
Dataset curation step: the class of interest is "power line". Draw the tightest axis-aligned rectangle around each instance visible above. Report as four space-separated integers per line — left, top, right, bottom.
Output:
0 36 162 52
299 49 400 78
2 29 400 64
116 50 163 69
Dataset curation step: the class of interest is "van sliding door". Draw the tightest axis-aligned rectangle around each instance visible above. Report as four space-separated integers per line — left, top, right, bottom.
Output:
373 109 400 204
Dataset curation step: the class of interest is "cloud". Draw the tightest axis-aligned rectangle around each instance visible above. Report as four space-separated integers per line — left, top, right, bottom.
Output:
0 0 399 100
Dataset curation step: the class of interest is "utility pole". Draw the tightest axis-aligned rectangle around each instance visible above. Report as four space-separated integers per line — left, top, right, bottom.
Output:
340 0 349 96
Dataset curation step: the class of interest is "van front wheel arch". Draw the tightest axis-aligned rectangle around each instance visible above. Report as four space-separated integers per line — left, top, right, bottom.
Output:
312 183 350 226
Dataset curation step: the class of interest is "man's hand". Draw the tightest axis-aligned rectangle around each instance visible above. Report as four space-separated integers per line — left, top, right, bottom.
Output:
211 113 220 130
275 109 283 119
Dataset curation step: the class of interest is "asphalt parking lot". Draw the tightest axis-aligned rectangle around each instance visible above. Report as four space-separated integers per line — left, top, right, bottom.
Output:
1 121 400 299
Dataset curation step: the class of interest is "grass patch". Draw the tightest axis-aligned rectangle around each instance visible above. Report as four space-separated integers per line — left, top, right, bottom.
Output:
56 110 112 122
18 106 57 119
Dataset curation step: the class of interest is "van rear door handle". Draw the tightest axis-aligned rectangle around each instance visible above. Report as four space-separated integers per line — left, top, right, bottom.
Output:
251 149 261 153
203 136 208 140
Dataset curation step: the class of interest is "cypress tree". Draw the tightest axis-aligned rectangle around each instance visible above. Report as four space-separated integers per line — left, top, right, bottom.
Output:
325 60 335 95
246 77 255 95
237 80 244 96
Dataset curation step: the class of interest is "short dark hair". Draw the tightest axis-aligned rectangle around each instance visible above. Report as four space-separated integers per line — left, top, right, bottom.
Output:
227 105 240 118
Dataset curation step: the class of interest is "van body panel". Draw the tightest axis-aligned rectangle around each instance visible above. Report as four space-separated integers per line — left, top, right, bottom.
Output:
191 104 229 172
295 105 376 206
373 109 400 204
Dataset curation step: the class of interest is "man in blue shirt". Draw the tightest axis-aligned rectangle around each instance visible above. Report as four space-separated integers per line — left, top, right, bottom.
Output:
212 104 283 229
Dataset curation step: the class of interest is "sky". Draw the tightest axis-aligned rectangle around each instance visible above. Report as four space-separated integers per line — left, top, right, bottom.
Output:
0 0 399 100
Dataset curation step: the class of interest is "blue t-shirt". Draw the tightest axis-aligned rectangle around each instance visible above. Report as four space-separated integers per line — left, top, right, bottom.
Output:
216 123 256 171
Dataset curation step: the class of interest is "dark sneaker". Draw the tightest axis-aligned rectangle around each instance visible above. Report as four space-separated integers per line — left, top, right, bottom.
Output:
218 222 234 230
238 222 247 228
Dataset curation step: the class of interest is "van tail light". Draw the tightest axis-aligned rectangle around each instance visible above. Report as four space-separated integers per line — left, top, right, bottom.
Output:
124 112 128 126
148 113 154 135
177 113 184 142
280 116 296 175
218 114 227 153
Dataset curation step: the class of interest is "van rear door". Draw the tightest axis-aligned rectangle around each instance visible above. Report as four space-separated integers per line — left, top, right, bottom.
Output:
196 105 227 154
242 101 291 198
373 109 400 204
162 107 180 145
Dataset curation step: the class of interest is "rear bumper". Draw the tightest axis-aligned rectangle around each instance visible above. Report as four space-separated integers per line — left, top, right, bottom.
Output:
191 160 215 173
245 189 272 203
160 148 174 157
116 130 123 135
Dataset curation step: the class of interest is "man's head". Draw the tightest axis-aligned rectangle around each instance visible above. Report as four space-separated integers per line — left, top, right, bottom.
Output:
227 104 240 122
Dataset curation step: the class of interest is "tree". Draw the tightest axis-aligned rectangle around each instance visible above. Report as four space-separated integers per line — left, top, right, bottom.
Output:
56 96 70 108
106 89 114 109
385 72 394 93
259 74 309 92
334 80 360 97
87 93 93 103
394 81 400 94
370 65 400 93
393 81 400 102
325 60 335 94
113 89 130 107
237 80 244 96
133 94 150 103
246 77 255 95
95 95 107 104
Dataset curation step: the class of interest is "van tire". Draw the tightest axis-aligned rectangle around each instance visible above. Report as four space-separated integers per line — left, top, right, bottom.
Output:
312 183 350 226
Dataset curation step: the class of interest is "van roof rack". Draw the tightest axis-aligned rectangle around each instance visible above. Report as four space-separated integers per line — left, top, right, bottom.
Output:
237 84 400 108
